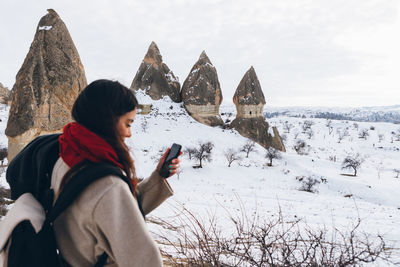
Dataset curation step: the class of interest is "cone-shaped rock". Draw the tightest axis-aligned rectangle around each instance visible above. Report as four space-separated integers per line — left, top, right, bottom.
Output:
181 51 223 126
5 9 87 160
130 42 181 103
230 67 285 151
0 82 12 104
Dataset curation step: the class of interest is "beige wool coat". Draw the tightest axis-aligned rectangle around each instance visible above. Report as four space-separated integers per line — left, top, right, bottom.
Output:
51 157 173 267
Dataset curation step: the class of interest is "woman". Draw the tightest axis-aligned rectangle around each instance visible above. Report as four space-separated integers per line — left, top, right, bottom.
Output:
51 79 179 266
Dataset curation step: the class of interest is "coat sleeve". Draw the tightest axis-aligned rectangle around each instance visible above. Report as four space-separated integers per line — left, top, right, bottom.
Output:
93 179 163 267
136 170 174 215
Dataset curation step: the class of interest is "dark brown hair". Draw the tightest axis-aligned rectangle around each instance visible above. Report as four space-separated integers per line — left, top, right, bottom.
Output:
61 79 138 188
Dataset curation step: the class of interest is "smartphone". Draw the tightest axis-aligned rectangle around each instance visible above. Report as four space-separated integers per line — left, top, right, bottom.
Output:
159 143 182 177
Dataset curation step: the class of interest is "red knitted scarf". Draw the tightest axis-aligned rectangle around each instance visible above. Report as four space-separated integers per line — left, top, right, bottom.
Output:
59 122 137 191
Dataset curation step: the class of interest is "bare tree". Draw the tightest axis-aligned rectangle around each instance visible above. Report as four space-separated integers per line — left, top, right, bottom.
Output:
378 133 384 143
353 122 359 130
193 141 214 168
0 148 7 166
394 128 400 141
293 130 300 140
337 128 349 143
302 120 314 133
358 129 369 139
326 119 332 128
283 121 294 133
265 147 281 166
224 149 242 167
183 147 197 160
342 153 364 176
305 128 314 139
240 140 256 158
140 118 148 132
393 169 400 178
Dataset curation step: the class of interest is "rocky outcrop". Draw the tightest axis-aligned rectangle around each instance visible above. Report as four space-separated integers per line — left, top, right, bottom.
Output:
0 83 12 104
230 67 285 152
130 42 181 103
181 51 223 126
5 9 87 160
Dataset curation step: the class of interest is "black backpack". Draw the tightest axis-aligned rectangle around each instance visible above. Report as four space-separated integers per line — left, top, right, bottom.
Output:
1 134 136 267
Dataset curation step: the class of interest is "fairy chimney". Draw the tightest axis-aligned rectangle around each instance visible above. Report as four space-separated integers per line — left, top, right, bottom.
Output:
5 9 87 160
230 67 285 152
0 82 12 104
130 41 181 103
181 51 224 126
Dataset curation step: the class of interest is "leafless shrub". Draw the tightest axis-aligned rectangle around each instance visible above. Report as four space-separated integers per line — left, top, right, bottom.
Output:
184 147 197 160
305 128 314 139
240 140 256 158
337 128 349 143
296 175 326 193
394 169 400 178
153 202 393 266
293 139 309 155
342 153 364 176
358 129 369 139
302 120 314 133
0 147 7 166
283 121 294 133
265 147 281 167
193 141 214 168
224 149 242 167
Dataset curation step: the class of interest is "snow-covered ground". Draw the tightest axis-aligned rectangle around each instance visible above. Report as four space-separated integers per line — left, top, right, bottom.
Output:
1 96 399 265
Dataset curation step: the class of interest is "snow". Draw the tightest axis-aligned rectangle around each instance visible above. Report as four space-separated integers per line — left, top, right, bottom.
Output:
38 26 52 31
1 100 399 265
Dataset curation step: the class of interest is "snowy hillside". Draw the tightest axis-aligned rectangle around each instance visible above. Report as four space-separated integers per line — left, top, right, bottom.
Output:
1 97 400 265
262 104 400 123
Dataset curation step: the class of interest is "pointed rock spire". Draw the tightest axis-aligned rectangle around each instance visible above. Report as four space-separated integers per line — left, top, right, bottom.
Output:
230 67 285 152
233 66 265 118
233 66 266 106
130 41 181 103
5 9 87 160
181 51 223 126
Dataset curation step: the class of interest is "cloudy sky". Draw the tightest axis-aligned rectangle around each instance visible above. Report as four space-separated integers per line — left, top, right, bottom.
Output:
1 0 399 107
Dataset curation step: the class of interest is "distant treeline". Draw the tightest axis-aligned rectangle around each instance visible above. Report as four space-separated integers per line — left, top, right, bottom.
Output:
264 111 400 124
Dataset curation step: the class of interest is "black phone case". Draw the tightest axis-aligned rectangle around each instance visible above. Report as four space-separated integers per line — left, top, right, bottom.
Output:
159 143 182 177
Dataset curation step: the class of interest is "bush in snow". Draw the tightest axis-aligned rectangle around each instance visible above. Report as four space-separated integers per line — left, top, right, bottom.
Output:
394 169 400 178
358 129 369 139
341 153 364 176
283 121 294 133
240 140 256 158
293 139 309 155
183 147 197 160
296 175 326 193
0 147 7 166
337 128 349 143
154 202 391 266
265 147 281 166
301 120 314 133
224 148 242 167
193 141 214 168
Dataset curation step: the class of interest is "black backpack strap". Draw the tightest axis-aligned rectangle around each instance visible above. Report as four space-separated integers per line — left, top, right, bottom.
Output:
48 162 133 221
47 162 137 267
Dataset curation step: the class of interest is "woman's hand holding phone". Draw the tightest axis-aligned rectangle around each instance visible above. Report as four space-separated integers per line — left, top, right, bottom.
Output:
157 144 182 178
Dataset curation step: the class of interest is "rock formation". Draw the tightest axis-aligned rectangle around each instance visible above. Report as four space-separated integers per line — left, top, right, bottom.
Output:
0 83 12 104
130 41 181 103
181 51 224 126
5 9 87 160
230 67 285 152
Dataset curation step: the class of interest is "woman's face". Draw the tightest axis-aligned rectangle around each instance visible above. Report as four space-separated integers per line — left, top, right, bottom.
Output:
116 109 137 140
